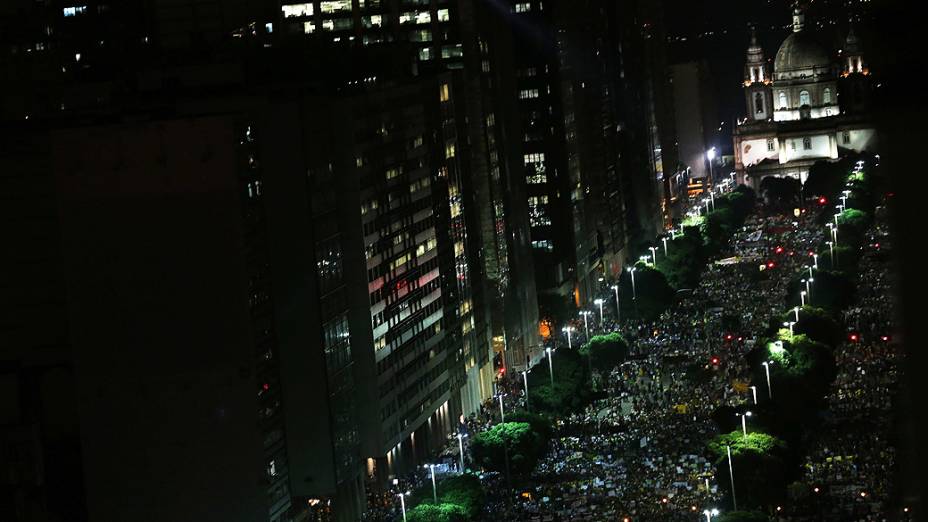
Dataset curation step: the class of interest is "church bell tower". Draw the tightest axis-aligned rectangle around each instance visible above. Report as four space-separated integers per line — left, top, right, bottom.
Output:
743 26 773 122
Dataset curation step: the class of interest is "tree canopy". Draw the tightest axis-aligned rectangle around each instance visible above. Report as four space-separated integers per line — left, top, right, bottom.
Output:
470 422 546 475
579 332 629 371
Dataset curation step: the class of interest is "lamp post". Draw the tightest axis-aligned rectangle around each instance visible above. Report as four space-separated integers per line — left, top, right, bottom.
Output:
457 433 467 473
706 147 717 187
709 191 716 210
662 236 669 256
704 508 720 522
826 241 834 267
629 267 637 300
425 464 438 503
738 411 753 440
727 445 738 511
399 492 409 522
563 327 574 350
594 298 605 327
762 361 773 399
807 265 814 279
649 246 658 266
522 370 529 409
749 385 758 405
784 321 796 336
498 394 506 423
800 290 807 307
813 253 819 269
546 347 554 387
580 311 591 341
704 198 711 214
611 285 620 323
793 306 800 322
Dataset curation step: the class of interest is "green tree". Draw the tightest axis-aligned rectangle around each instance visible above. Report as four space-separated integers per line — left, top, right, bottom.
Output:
435 475 484 519
782 306 842 347
406 503 468 522
579 332 629 371
470 422 545 475
708 431 789 509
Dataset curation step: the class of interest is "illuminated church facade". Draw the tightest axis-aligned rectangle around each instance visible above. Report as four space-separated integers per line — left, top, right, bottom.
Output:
733 7 876 190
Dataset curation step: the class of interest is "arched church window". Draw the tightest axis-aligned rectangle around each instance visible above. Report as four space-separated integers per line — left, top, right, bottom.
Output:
778 92 787 109
754 93 765 114
800 90 811 107
823 88 832 104
803 137 812 150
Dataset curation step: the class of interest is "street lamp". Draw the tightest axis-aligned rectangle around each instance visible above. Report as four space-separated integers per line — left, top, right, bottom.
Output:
521 370 529 409
611 285 620 323
398 491 410 522
662 236 669 256
424 464 438 503
762 361 773 399
546 347 555 386
784 321 796 336
706 147 717 186
826 241 834 267
498 394 506 423
456 433 467 473
562 326 574 350
813 253 819 269
709 191 716 210
727 445 738 511
594 298 605 327
704 508 721 522
807 265 814 279
800 290 807 307
580 310 591 340
629 267 637 300
649 246 658 266
793 306 800 322
737 411 753 440
749 385 758 405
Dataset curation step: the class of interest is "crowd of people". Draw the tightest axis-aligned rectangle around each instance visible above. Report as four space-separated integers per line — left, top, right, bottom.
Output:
362 191 904 521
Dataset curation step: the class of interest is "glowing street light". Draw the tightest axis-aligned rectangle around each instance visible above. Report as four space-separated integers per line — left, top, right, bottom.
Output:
498 394 506 423
562 326 574 350
580 310 591 340
813 253 819 269
662 236 669 256
749 385 758 405
649 246 658 265
521 370 529 408
594 298 605 326
629 267 637 300
546 346 555 386
800 290 807 307
793 306 800 322
807 265 814 279
737 411 753 439
424 464 438 503
784 321 796 336
611 285 620 323
762 361 773 399
826 241 834 267
727 445 738 511
456 433 467 473
704 508 721 522
398 491 410 522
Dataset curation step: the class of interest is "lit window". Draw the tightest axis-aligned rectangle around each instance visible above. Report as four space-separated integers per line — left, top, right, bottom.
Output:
767 138 775 152
523 153 545 165
445 142 456 158
419 47 432 61
281 3 314 17
778 92 787 109
823 88 832 104
63 6 87 17
437 9 450 22
320 0 352 14
515 2 531 12
519 89 540 99
842 131 850 144
803 137 812 150
303 21 316 33
799 90 810 107
439 83 450 102
363 15 383 28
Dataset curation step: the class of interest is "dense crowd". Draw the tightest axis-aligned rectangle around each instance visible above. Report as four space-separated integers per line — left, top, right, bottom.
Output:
362 193 904 521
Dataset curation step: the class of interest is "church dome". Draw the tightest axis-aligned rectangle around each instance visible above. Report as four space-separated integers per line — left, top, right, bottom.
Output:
774 31 830 73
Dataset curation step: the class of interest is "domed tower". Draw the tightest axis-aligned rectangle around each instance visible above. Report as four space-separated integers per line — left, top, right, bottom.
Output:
840 22 872 115
772 4 839 121
743 26 773 121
